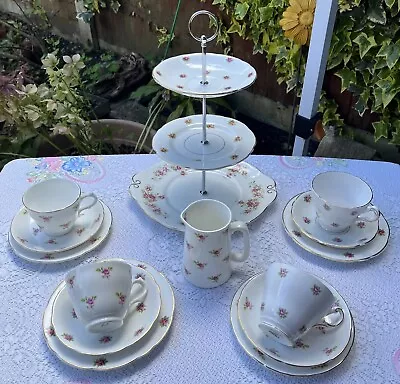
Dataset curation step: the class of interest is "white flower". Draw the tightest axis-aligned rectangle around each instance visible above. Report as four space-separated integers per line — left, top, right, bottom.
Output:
52 124 71 135
72 54 81 63
42 53 59 68
63 55 72 64
25 84 38 94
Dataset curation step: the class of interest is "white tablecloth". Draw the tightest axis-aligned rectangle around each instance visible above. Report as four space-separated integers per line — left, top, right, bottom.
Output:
0 154 399 384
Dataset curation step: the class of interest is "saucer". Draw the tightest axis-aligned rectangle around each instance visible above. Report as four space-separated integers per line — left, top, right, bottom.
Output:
231 274 355 376
152 53 256 97
283 195 390 262
11 201 104 253
43 261 175 370
292 192 378 248
52 266 161 355
152 115 256 171
9 200 112 264
237 273 353 367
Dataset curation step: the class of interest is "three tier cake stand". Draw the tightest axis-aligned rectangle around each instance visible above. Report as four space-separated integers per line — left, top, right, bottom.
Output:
129 11 277 231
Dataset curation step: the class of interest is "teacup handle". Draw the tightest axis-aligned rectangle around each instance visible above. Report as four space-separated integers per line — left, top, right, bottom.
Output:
313 306 345 328
128 279 147 314
357 204 379 222
228 221 250 263
77 193 98 215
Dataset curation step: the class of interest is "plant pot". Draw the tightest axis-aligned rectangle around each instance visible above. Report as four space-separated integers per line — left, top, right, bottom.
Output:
37 119 155 156
90 119 155 154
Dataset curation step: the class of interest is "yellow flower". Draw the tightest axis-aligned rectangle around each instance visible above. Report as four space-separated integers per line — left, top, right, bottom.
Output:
279 0 316 46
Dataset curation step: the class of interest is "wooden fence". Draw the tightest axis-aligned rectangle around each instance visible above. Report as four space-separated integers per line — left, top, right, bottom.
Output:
0 0 374 132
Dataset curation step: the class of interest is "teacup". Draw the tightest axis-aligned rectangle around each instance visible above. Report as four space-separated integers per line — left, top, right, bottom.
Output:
259 263 344 347
65 259 147 333
181 199 250 288
22 178 98 237
311 171 379 233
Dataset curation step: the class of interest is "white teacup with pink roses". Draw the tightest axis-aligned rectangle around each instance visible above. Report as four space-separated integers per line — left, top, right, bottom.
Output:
65 259 147 333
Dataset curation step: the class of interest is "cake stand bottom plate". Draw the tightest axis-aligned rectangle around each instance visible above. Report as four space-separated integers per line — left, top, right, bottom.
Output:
129 162 277 231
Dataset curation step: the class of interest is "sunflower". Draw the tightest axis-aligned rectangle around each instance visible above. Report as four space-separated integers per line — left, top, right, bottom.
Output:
279 0 316 46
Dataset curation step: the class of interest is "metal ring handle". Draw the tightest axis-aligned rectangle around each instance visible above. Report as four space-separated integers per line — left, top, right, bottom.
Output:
131 174 141 189
188 10 219 43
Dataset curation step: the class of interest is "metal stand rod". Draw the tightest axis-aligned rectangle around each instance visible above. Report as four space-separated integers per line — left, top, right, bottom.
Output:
292 0 338 156
200 170 207 195
200 35 209 145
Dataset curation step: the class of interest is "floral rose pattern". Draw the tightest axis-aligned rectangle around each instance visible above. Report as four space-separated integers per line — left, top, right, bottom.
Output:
184 266 191 275
160 316 169 327
47 326 56 337
194 260 207 270
96 266 113 279
81 296 97 309
135 327 144 336
136 302 146 313
135 273 145 280
186 241 194 250
141 185 167 218
39 216 52 222
99 336 112 343
332 237 343 243
357 221 366 228
311 284 322 295
324 346 337 355
303 194 312 203
72 308 77 318
67 276 75 288
41 254 54 260
208 274 222 283
195 233 208 242
116 292 126 305
303 217 311 224
62 333 73 342
237 181 264 214
32 227 40 236
209 248 223 257
278 308 288 318
378 229 385 236
292 230 302 237
244 297 253 310
76 228 85 236
59 221 71 229
294 339 310 349
94 358 107 367
279 268 288 278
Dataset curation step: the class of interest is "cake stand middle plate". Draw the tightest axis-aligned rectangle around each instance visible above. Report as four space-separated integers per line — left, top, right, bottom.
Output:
152 115 256 171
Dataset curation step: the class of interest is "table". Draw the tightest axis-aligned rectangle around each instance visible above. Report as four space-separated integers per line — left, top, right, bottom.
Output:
0 154 399 384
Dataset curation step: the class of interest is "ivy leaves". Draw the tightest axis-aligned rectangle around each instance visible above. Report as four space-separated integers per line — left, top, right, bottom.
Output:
353 33 377 59
213 0 400 144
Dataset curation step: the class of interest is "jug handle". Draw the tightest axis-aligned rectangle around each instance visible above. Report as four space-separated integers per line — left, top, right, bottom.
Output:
228 221 250 263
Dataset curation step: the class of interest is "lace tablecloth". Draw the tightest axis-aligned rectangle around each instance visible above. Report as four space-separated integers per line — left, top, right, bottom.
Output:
0 154 399 384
